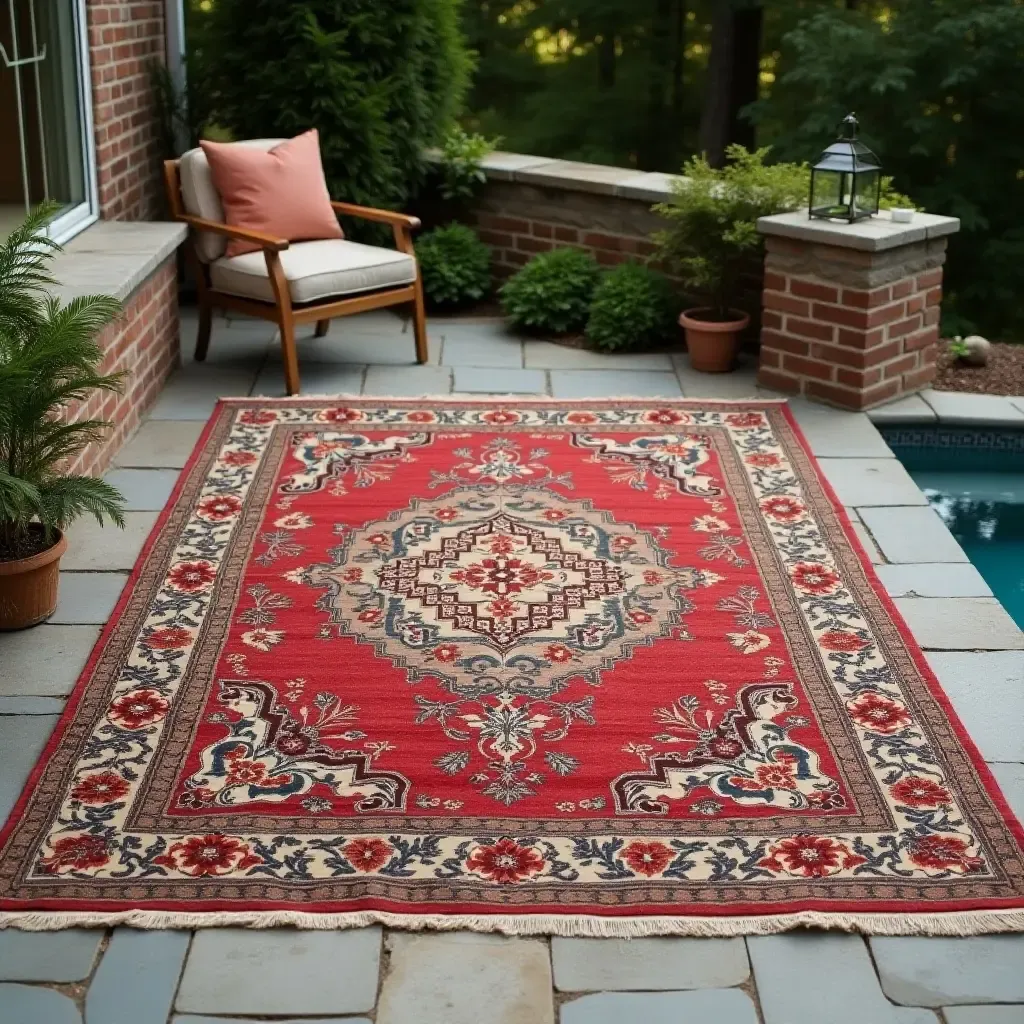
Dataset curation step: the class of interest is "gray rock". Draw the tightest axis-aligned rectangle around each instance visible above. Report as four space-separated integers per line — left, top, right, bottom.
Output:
560 988 758 1024
175 927 381 1016
378 931 553 1024
749 932 938 1024
0 984 81 1024
871 935 1024 1006
552 936 749 991
961 335 991 367
0 929 103 982
86 928 190 1024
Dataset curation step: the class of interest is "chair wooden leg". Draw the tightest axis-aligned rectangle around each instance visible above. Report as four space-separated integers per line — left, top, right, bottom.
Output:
411 277 429 365
195 300 212 362
279 318 301 396
314 319 330 338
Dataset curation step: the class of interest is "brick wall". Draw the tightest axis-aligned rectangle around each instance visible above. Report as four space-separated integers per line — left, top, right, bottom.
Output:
472 181 663 278
66 258 179 477
757 235 945 410
86 0 167 221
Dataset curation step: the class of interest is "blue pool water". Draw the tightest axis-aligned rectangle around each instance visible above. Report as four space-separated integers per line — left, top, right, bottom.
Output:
884 430 1024 628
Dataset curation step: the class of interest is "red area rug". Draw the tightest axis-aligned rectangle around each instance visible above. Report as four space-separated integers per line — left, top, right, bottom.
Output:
2 398 1022 935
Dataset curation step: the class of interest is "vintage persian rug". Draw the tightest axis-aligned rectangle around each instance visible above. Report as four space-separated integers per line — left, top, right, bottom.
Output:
1 398 1022 936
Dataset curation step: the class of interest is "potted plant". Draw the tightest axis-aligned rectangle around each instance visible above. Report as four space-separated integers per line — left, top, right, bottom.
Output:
0 207 126 630
653 145 809 372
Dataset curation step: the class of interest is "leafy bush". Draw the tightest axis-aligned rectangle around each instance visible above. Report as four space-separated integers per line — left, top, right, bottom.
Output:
499 248 601 334
586 263 677 352
200 0 473 222
436 125 499 202
416 224 492 309
653 145 912 318
0 207 125 560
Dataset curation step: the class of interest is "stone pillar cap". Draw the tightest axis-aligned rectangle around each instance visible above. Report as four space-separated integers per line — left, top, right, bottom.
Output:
757 210 960 252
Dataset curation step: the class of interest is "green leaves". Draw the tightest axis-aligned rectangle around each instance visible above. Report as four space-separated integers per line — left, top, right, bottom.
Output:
415 223 493 308
586 263 677 352
499 248 601 334
437 125 500 202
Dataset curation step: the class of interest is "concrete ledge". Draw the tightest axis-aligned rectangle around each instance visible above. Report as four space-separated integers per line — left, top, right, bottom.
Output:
868 388 1024 427
757 210 960 252
52 220 186 304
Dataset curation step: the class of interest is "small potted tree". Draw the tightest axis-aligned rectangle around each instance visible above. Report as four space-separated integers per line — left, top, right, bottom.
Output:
653 146 808 372
0 207 126 630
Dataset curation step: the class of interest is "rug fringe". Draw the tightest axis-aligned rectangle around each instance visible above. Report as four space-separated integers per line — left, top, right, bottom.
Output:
2 908 1022 936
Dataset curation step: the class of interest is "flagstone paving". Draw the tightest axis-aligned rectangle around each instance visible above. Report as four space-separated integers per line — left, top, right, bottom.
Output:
1 307 1022 1023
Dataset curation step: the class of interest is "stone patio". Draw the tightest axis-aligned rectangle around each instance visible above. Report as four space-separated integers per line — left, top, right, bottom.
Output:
0 307 1022 1024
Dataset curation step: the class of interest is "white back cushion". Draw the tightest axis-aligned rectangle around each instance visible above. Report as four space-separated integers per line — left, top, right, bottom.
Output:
179 139 285 262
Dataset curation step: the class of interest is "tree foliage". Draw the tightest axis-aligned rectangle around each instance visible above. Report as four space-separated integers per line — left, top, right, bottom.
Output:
0 207 125 557
198 0 474 216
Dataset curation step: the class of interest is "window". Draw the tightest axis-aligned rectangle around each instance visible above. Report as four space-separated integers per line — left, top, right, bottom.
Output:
0 0 97 242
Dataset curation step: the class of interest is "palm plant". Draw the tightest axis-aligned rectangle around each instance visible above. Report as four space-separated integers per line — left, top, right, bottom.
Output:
0 206 126 560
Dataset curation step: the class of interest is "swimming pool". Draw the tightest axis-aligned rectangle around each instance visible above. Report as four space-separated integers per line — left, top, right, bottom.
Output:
882 427 1024 628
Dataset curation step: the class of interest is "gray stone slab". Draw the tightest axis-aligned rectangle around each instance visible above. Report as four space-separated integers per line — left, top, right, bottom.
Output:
364 364 452 396
252 360 365 397
560 988 758 1024
788 400 894 457
926 652 1023 762
116 420 205 468
552 936 748 991
87 928 190 1024
922 390 1024 427
819 457 927 507
440 329 524 368
175 927 380 1016
0 625 100 697
0 984 81 1024
894 598 1024 650
550 369 683 399
179 310 273 368
673 358 762 399
528 341 674 371
876 563 993 598
149 365 259 420
0 696 65 714
453 367 546 394
0 929 103 982
615 170 681 202
846 510 886 564
990 763 1024 822
50 572 127 624
757 210 959 252
857 506 969 564
261 314 439 365
867 393 938 425
478 150 560 180
378 931 553 1024
749 933 938 1024
0 714 58 823
103 470 178 511
944 1009 1024 1024
175 1019 370 1024
871 935 1024 1006
517 158 638 195
62 511 158 571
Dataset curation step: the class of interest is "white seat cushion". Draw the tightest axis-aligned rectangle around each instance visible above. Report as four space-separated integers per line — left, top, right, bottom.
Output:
210 239 417 305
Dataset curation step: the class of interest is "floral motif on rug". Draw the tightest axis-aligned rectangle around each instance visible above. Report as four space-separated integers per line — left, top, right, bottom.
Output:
1 399 1021 935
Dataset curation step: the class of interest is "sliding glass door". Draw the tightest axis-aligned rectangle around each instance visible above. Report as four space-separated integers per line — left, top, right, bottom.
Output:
0 0 97 242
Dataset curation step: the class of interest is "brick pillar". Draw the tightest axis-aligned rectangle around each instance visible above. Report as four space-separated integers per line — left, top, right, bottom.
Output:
755 212 960 410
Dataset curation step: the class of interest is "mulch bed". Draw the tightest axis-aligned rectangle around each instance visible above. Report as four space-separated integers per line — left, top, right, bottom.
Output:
934 341 1024 396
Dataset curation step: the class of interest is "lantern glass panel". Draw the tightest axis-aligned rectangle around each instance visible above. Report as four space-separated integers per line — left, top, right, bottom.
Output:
853 169 881 218
811 169 844 218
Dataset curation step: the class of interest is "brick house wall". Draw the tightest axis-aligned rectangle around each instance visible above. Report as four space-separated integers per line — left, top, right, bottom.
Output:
86 0 167 221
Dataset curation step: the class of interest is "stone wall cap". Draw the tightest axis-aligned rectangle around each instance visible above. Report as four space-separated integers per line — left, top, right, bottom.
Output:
515 159 643 196
615 171 682 202
50 220 186 303
756 210 960 252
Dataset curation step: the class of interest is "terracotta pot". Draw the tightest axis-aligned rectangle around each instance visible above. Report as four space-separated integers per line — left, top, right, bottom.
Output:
0 531 67 630
679 307 750 373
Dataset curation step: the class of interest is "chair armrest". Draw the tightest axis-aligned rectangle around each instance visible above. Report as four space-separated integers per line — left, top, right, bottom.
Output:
330 202 421 230
177 214 290 252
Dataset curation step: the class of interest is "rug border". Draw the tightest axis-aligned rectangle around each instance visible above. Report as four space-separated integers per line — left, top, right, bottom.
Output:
1 395 1021 936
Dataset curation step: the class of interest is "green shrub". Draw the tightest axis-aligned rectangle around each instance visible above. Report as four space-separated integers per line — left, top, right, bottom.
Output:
201 0 473 224
499 249 601 334
585 263 677 352
416 224 492 308
436 125 499 202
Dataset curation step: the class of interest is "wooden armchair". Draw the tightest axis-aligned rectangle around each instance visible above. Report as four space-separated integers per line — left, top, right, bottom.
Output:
164 141 427 395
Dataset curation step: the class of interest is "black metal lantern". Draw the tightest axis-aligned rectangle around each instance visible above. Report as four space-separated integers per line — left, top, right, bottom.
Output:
809 113 881 223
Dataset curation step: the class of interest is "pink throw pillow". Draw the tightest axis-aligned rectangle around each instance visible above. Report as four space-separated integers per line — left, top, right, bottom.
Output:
200 130 343 257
